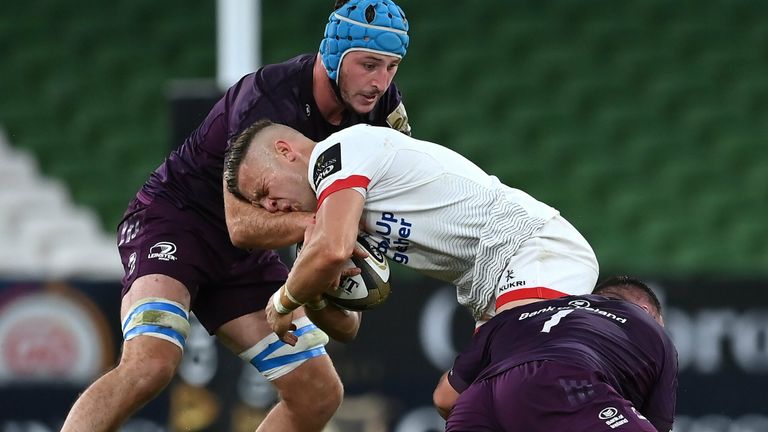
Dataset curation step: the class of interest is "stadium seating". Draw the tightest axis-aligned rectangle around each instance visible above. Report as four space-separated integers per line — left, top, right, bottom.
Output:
0 129 123 279
0 0 766 276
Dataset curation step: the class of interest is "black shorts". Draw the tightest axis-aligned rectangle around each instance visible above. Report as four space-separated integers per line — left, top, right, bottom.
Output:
116 197 288 334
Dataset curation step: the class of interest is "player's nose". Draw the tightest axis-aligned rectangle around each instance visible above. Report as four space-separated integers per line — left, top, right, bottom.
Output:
371 69 389 90
379 67 396 87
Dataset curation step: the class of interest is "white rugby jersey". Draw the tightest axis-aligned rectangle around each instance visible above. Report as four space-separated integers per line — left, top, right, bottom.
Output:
309 124 559 319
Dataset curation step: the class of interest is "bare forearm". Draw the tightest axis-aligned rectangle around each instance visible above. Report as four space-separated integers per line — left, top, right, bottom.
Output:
433 372 460 420
224 191 313 249
306 305 361 342
286 241 349 302
231 209 312 249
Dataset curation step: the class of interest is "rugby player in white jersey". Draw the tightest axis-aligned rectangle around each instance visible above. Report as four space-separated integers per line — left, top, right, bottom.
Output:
223 120 599 344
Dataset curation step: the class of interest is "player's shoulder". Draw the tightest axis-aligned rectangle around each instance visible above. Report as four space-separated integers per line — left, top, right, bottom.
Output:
573 294 638 310
337 123 380 138
226 54 313 136
311 125 378 164
229 53 310 98
574 294 654 320
376 83 411 134
236 53 312 109
309 125 397 188
257 53 313 86
323 124 392 148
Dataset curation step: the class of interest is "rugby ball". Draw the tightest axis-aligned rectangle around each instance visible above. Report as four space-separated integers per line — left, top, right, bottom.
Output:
296 236 391 311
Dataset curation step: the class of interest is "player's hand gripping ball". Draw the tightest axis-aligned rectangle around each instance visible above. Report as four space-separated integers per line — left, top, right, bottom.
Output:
296 236 391 311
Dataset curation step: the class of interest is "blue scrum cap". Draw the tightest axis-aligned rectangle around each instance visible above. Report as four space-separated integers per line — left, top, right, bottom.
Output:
319 0 409 82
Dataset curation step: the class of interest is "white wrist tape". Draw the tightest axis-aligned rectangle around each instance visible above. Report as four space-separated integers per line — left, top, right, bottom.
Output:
272 289 294 315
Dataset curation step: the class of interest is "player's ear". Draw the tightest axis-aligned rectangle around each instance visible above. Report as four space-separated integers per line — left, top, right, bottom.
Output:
274 139 296 161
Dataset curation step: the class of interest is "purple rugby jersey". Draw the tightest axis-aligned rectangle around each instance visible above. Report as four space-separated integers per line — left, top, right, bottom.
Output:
448 294 678 432
137 53 403 223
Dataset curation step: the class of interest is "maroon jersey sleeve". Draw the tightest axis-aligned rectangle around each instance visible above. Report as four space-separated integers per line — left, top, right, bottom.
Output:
642 334 678 432
447 327 494 393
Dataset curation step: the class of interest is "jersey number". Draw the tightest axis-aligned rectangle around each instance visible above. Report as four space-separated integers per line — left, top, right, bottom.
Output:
540 310 574 333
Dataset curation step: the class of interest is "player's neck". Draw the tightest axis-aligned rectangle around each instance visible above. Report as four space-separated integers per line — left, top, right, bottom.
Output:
313 54 345 126
495 298 546 314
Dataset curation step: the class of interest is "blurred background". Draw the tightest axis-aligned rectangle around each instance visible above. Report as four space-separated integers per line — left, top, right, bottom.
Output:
0 0 766 431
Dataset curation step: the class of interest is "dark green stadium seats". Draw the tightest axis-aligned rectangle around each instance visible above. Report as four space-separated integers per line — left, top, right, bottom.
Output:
0 0 214 234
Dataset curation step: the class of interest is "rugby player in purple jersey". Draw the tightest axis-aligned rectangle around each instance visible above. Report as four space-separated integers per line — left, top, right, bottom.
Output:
60 1 411 431
434 276 678 432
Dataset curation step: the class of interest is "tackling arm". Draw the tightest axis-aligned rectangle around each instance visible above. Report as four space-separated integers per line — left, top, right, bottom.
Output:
642 342 679 432
433 327 489 419
433 371 461 420
223 178 314 249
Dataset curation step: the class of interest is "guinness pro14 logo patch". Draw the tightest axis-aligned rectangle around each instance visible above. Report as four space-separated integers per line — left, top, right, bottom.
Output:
313 143 342 188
